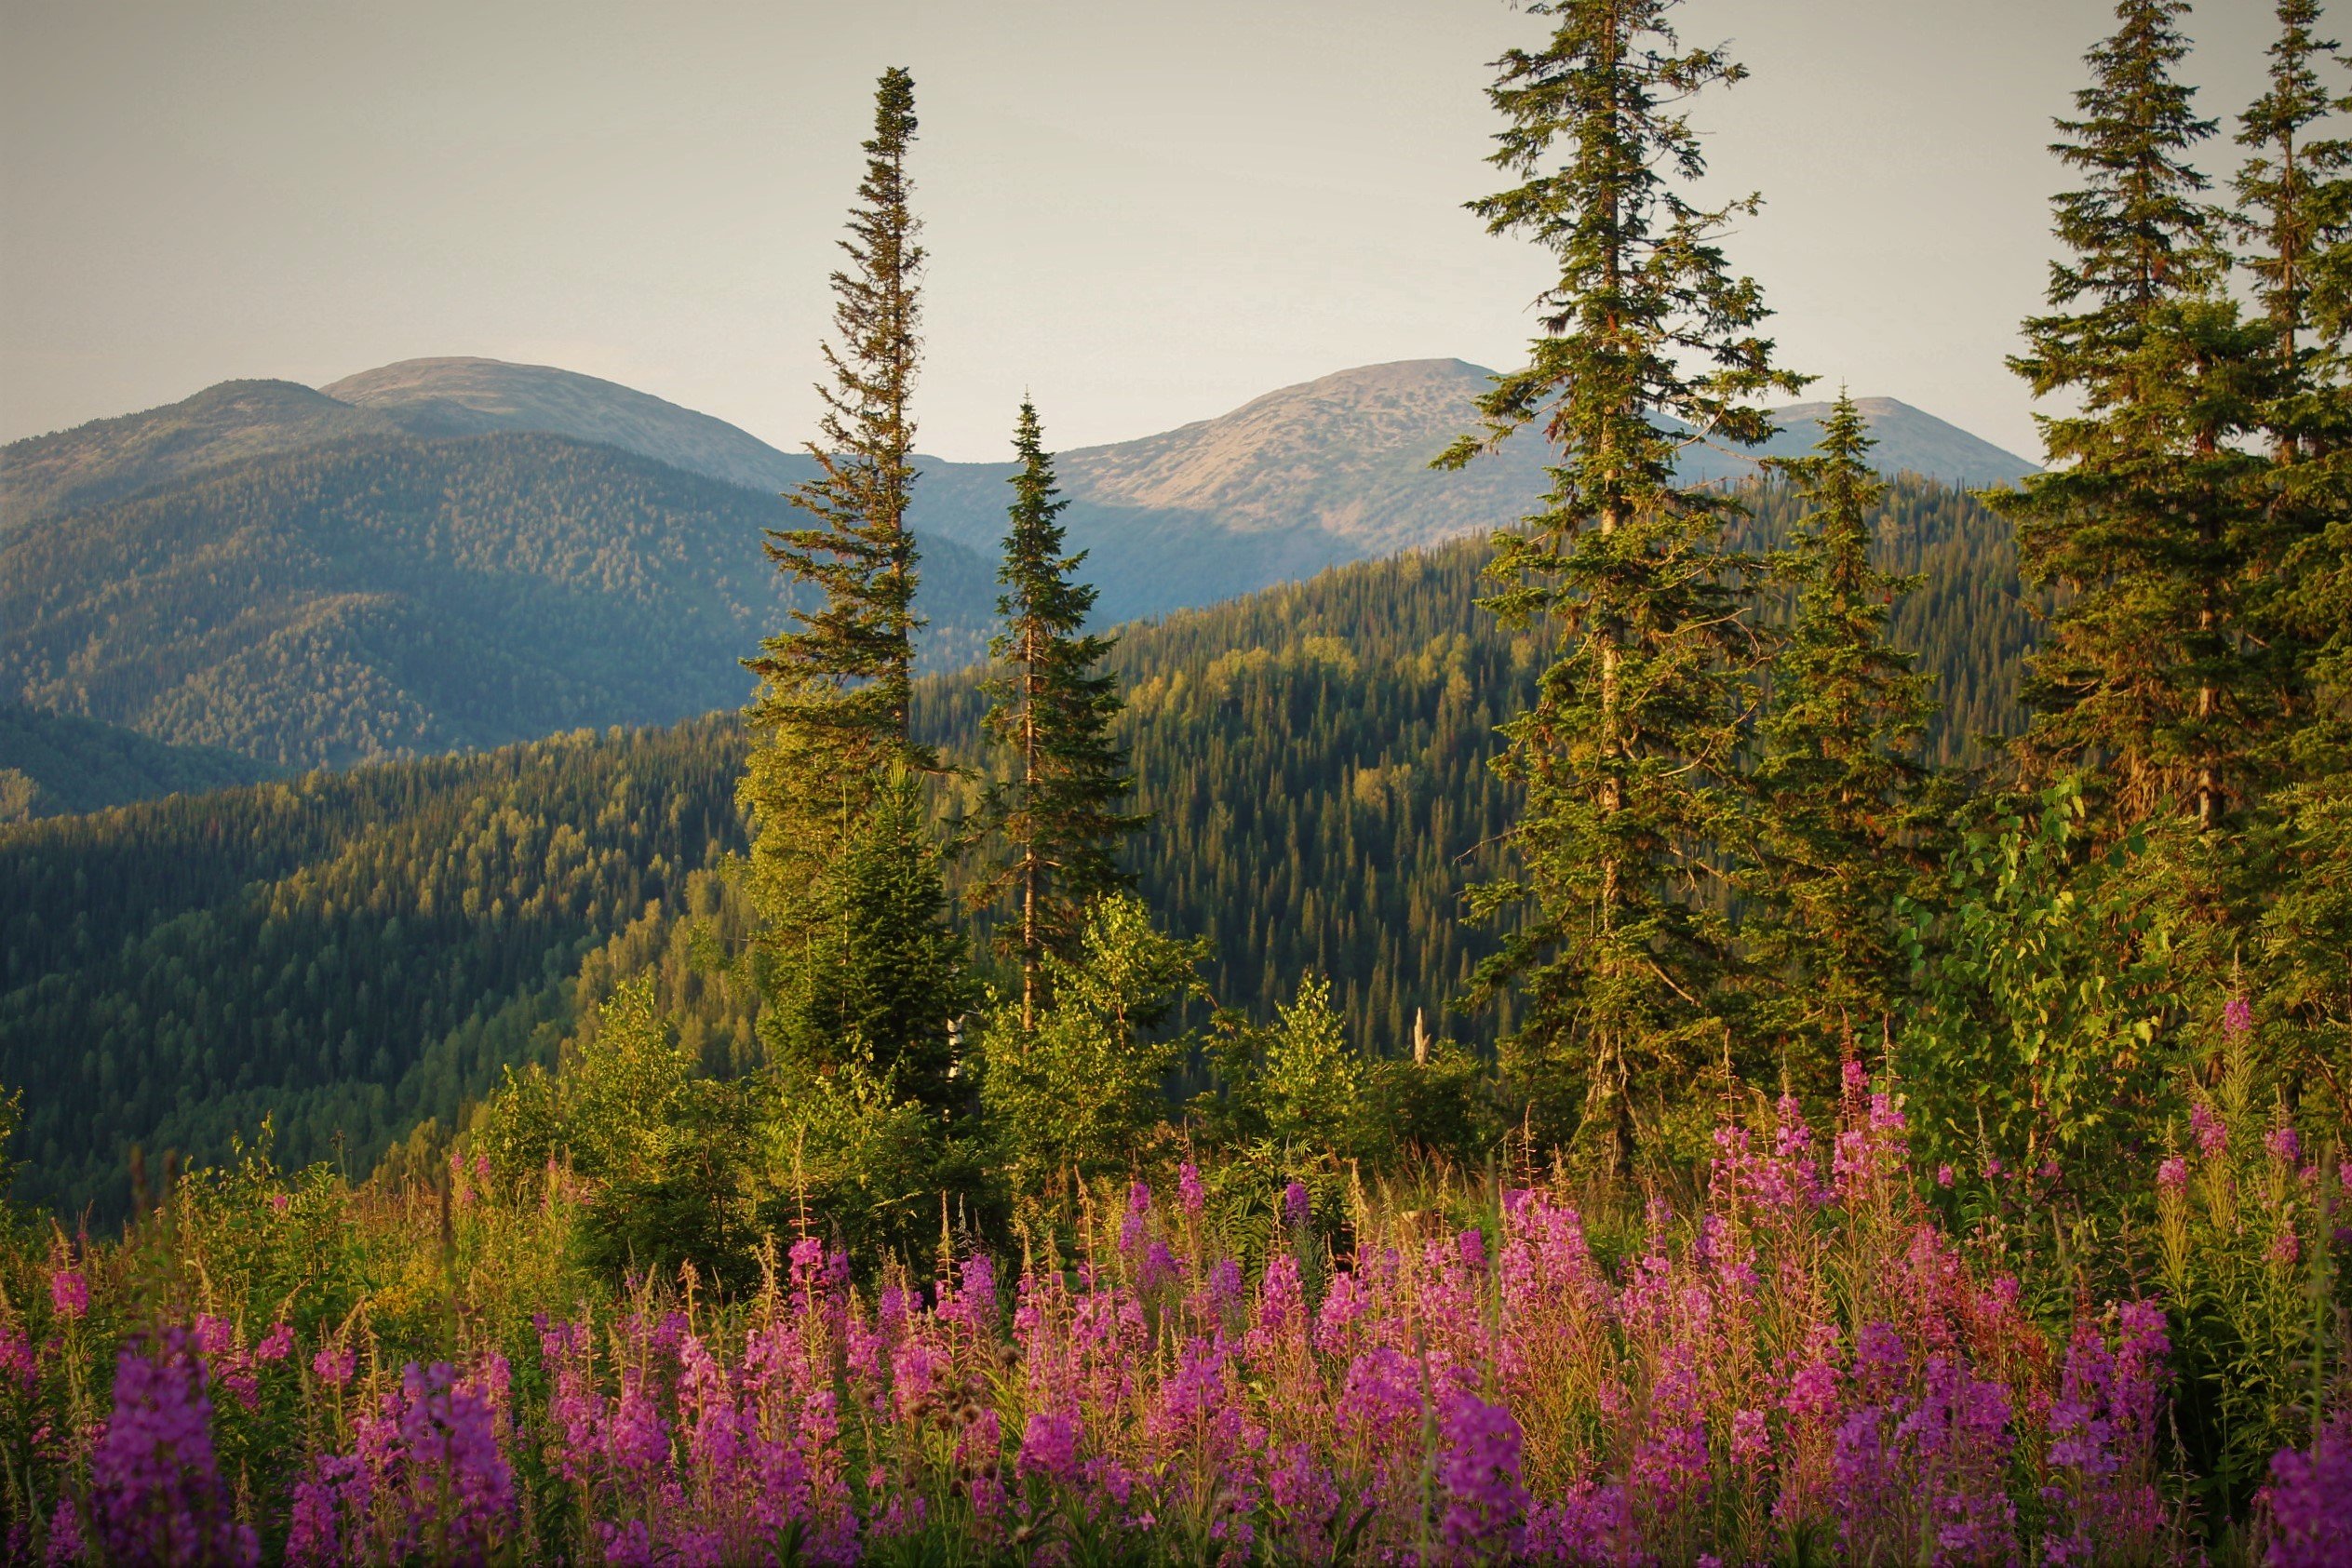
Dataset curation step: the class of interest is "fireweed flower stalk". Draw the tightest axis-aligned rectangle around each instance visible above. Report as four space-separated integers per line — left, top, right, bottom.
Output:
78 1328 257 1567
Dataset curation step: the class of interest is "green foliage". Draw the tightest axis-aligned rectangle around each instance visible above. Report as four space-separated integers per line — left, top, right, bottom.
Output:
1357 1032 1498 1172
1255 976 1365 1153
480 977 762 1280
2251 766 2352 1120
0 705 281 822
743 65 930 789
760 769 974 1117
7 494 2036 1221
1899 782 2184 1195
978 893 1208 1203
2157 1029 2346 1521
739 77 967 1243
1437 0 1807 1166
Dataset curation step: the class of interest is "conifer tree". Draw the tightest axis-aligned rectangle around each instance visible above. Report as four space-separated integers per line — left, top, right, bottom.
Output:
1742 395 1940 1088
1993 0 2272 833
974 401 1142 1030
2236 1 2352 751
1437 0 1805 1165
738 68 969 1114
741 65 931 930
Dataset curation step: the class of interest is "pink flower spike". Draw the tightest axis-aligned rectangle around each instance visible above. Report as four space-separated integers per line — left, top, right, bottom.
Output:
2223 994 2252 1039
313 1344 356 1387
257 1323 294 1363
48 1269 88 1321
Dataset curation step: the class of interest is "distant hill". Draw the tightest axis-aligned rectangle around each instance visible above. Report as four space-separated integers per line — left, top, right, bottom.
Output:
6 354 2036 590
0 380 400 530
0 705 282 822
320 357 812 496
1 432 996 769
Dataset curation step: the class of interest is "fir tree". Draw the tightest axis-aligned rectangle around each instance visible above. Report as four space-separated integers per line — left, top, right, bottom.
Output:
1993 0 2272 832
1742 394 1940 1089
974 401 1143 1030
1436 0 1805 1165
741 65 931 933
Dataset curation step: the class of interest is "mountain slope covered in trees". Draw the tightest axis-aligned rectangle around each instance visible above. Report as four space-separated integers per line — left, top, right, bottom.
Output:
0 705 283 822
1 475 2026 1214
0 432 997 769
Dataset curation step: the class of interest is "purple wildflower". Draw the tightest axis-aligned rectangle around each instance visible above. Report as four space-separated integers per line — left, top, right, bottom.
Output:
48 1269 87 1321
1016 1409 1082 1486
1282 1180 1310 1229
1437 1391 1529 1555
256 1323 294 1363
2267 1126 2302 1166
2264 1414 2351 1567
1177 1160 1204 1214
2224 993 2253 1039
2191 1102 2226 1159
2157 1156 2188 1195
313 1344 356 1387
87 1329 257 1566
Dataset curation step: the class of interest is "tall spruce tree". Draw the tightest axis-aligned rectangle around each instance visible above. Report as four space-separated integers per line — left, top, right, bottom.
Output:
1437 0 1805 1166
1994 0 2272 832
1742 395 1940 1090
974 401 1142 1030
2237 2 2352 747
740 68 965 1103
742 64 929 909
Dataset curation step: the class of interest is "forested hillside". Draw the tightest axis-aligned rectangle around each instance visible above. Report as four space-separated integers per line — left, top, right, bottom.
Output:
2 475 2026 1214
0 720 746 1213
0 432 996 769
0 704 282 821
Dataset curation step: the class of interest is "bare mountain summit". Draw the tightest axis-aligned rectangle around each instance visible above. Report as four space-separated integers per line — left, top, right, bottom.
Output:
322 357 808 496
1031 359 2036 558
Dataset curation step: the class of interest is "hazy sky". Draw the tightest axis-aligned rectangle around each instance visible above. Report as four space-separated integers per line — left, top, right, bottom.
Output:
0 1 2301 462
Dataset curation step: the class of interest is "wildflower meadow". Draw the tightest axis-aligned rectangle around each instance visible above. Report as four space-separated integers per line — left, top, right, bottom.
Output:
2 1061 2343 1565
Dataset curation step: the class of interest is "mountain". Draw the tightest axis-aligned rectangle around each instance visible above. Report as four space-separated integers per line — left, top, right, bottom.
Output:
0 380 401 530
0 704 283 822
0 433 997 769
900 359 2039 619
2 475 2030 1214
320 357 812 496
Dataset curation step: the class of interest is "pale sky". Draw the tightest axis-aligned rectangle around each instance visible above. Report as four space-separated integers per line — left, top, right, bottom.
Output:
0 0 2297 462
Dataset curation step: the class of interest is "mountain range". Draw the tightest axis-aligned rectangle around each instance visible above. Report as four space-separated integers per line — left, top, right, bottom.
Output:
0 355 2036 792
